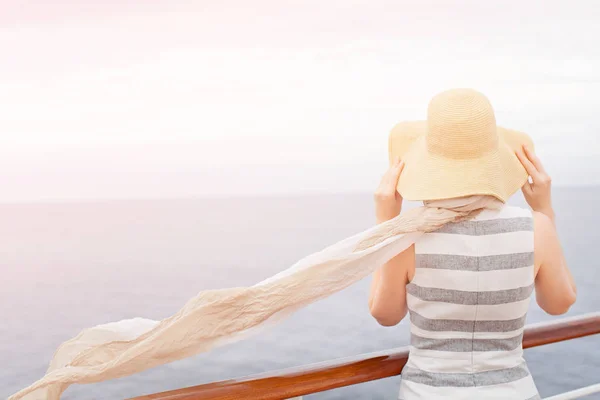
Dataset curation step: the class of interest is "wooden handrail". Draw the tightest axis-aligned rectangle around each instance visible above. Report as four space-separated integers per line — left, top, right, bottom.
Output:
130 312 600 400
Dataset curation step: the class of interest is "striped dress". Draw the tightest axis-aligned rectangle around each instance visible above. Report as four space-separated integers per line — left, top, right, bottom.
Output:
398 205 540 400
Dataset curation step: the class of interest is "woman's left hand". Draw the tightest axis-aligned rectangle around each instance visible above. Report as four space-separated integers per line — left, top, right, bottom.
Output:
374 158 404 223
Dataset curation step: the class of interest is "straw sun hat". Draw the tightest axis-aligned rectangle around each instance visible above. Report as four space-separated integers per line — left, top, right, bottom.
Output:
389 88 533 202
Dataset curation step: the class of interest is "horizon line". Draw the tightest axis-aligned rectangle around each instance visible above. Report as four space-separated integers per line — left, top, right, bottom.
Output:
0 184 596 206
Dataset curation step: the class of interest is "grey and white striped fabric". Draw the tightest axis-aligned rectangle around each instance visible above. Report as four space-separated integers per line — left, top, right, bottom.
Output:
399 206 540 400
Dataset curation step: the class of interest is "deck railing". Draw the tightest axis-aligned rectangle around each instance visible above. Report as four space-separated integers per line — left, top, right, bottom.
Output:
130 312 600 400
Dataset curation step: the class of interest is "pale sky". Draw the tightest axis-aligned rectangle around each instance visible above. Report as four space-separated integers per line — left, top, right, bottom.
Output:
1 0 599 201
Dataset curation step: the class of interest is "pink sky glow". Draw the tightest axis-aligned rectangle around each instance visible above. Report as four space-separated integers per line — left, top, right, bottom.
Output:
1 1 599 201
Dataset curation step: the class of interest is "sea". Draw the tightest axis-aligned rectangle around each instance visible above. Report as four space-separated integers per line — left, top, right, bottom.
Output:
1 187 599 399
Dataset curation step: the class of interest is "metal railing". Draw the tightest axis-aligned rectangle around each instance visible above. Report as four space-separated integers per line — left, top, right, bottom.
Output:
130 312 600 400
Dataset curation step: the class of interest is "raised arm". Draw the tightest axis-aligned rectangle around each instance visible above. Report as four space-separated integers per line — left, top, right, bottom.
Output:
516 146 577 315
368 158 415 326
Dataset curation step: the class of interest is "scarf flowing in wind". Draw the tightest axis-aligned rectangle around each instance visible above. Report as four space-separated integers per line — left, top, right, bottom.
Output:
10 195 503 400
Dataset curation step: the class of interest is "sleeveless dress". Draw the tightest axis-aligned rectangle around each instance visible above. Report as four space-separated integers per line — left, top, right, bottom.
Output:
398 205 540 400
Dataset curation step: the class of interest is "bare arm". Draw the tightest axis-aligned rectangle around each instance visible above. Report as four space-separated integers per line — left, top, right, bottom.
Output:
533 211 576 314
516 146 577 315
368 159 414 326
369 245 414 326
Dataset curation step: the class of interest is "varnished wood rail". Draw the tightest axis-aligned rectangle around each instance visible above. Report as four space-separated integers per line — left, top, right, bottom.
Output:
130 312 600 400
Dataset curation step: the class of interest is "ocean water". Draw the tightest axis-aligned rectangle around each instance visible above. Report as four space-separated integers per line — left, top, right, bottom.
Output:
1 187 599 399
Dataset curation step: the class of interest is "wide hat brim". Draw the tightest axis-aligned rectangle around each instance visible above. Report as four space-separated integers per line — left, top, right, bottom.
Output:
389 121 534 202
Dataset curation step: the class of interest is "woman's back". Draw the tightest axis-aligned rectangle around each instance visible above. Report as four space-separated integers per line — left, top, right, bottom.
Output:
399 205 540 400
370 89 576 399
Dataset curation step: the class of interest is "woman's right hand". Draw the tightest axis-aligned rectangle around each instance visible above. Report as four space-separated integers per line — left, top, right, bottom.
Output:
518 145 577 315
515 145 554 220
374 157 404 223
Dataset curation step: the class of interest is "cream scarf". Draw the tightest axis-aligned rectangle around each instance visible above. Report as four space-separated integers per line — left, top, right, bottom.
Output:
10 195 503 400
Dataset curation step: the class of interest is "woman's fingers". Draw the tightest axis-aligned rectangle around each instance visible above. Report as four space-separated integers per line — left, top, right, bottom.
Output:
380 158 402 189
389 159 405 189
376 158 404 199
378 163 393 187
521 180 533 197
523 145 546 174
517 146 553 214
374 158 404 222
515 146 541 181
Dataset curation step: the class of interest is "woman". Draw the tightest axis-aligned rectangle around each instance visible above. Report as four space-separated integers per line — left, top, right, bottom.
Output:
369 89 577 399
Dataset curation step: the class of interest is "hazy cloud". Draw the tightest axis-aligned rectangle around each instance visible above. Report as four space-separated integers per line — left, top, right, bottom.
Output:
1 0 598 201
